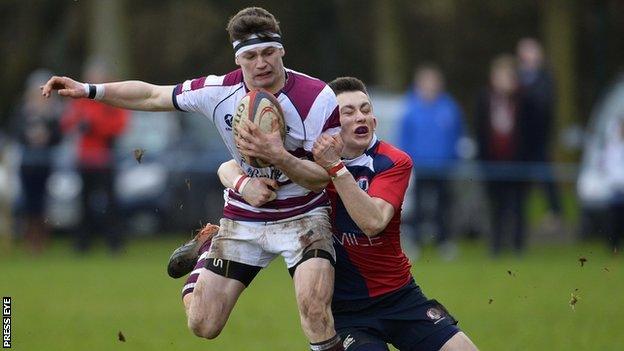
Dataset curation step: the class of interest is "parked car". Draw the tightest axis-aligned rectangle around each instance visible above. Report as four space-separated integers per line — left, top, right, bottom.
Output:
45 110 230 235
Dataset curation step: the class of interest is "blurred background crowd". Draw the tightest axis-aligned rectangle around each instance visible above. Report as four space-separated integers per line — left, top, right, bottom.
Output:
1 0 623 258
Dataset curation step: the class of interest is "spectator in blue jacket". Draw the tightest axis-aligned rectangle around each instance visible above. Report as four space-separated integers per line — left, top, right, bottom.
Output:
399 64 464 259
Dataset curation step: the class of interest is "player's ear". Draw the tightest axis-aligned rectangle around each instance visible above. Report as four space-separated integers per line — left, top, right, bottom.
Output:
372 117 378 131
279 48 285 57
235 56 240 66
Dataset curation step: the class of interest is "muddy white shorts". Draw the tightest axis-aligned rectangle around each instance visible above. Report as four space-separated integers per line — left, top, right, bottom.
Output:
207 209 335 269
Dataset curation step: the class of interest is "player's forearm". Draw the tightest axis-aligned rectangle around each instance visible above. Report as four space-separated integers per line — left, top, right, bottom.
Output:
218 160 244 189
99 81 175 111
273 152 329 192
331 174 389 237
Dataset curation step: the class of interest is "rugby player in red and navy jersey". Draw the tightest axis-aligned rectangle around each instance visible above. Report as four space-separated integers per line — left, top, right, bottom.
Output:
42 7 344 351
311 77 478 351
218 77 479 350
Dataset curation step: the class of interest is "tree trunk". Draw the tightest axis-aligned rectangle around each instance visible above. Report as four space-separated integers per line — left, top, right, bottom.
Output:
89 0 130 77
542 0 578 160
373 0 406 91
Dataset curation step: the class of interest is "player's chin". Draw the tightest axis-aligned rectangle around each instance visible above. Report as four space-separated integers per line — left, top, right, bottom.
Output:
253 74 274 87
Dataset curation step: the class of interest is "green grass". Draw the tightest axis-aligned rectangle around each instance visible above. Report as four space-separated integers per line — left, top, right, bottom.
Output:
1 237 622 350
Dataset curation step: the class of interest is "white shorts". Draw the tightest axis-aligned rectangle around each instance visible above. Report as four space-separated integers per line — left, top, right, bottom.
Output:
207 210 335 268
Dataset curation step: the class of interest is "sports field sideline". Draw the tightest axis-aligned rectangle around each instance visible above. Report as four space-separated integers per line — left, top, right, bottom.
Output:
2 237 621 350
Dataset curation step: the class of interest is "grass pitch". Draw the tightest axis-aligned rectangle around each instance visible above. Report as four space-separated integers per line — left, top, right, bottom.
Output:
2 237 622 350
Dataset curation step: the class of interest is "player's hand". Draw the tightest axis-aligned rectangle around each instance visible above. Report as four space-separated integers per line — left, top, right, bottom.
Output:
235 118 287 164
41 76 87 99
240 177 279 207
312 133 343 170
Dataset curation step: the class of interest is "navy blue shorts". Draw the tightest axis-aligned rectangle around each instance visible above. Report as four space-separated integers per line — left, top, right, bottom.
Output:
333 281 460 351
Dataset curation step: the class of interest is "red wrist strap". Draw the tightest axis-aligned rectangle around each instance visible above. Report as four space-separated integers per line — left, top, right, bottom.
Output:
327 162 345 178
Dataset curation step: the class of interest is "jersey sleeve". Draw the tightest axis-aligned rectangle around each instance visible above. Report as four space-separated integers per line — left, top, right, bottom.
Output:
368 154 413 211
302 85 340 151
172 75 222 114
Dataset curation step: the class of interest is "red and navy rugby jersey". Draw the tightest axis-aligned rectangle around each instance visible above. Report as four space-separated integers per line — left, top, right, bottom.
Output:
328 135 414 302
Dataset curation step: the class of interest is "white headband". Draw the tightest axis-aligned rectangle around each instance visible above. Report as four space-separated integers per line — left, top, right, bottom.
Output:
233 33 283 57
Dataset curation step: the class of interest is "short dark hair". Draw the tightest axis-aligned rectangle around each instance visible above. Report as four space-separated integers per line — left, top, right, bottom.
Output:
226 7 282 43
328 77 369 96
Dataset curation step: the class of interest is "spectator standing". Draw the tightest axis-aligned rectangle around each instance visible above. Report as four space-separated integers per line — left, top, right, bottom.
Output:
475 55 527 256
602 115 624 251
61 59 129 254
516 37 562 229
9 69 62 253
399 64 464 259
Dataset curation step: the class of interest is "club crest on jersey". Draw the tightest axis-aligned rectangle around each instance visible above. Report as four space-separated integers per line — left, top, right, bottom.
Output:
356 176 369 191
426 307 443 321
224 114 233 131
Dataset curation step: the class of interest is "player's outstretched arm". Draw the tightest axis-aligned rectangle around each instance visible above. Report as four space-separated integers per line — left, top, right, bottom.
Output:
313 134 394 237
235 119 330 192
41 76 176 111
217 160 278 207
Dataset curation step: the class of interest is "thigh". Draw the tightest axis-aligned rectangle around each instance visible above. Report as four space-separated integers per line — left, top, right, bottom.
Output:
208 218 276 267
187 268 246 323
293 257 334 304
337 328 389 351
293 258 336 341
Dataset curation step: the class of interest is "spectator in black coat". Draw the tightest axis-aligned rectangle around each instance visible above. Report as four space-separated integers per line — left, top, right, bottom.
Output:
10 69 62 253
475 55 527 256
517 38 562 228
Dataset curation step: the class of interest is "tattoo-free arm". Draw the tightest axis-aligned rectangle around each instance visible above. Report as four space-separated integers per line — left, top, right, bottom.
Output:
272 153 329 193
235 119 329 192
41 75 175 111
217 160 279 207
312 133 394 237
331 173 395 237
98 81 176 111
218 160 244 189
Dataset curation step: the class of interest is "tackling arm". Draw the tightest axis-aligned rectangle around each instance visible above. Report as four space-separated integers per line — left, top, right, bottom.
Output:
217 160 279 207
312 133 394 237
235 119 330 192
41 76 176 111
272 154 330 193
331 173 395 237
217 159 245 189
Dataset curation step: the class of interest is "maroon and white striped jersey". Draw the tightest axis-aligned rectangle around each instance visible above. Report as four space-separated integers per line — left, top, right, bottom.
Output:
173 68 340 222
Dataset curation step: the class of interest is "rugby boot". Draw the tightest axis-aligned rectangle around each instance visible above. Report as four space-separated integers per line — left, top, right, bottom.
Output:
167 223 219 278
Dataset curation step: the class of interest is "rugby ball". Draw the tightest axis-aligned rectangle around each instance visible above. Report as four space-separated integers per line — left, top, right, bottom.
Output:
232 90 286 168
